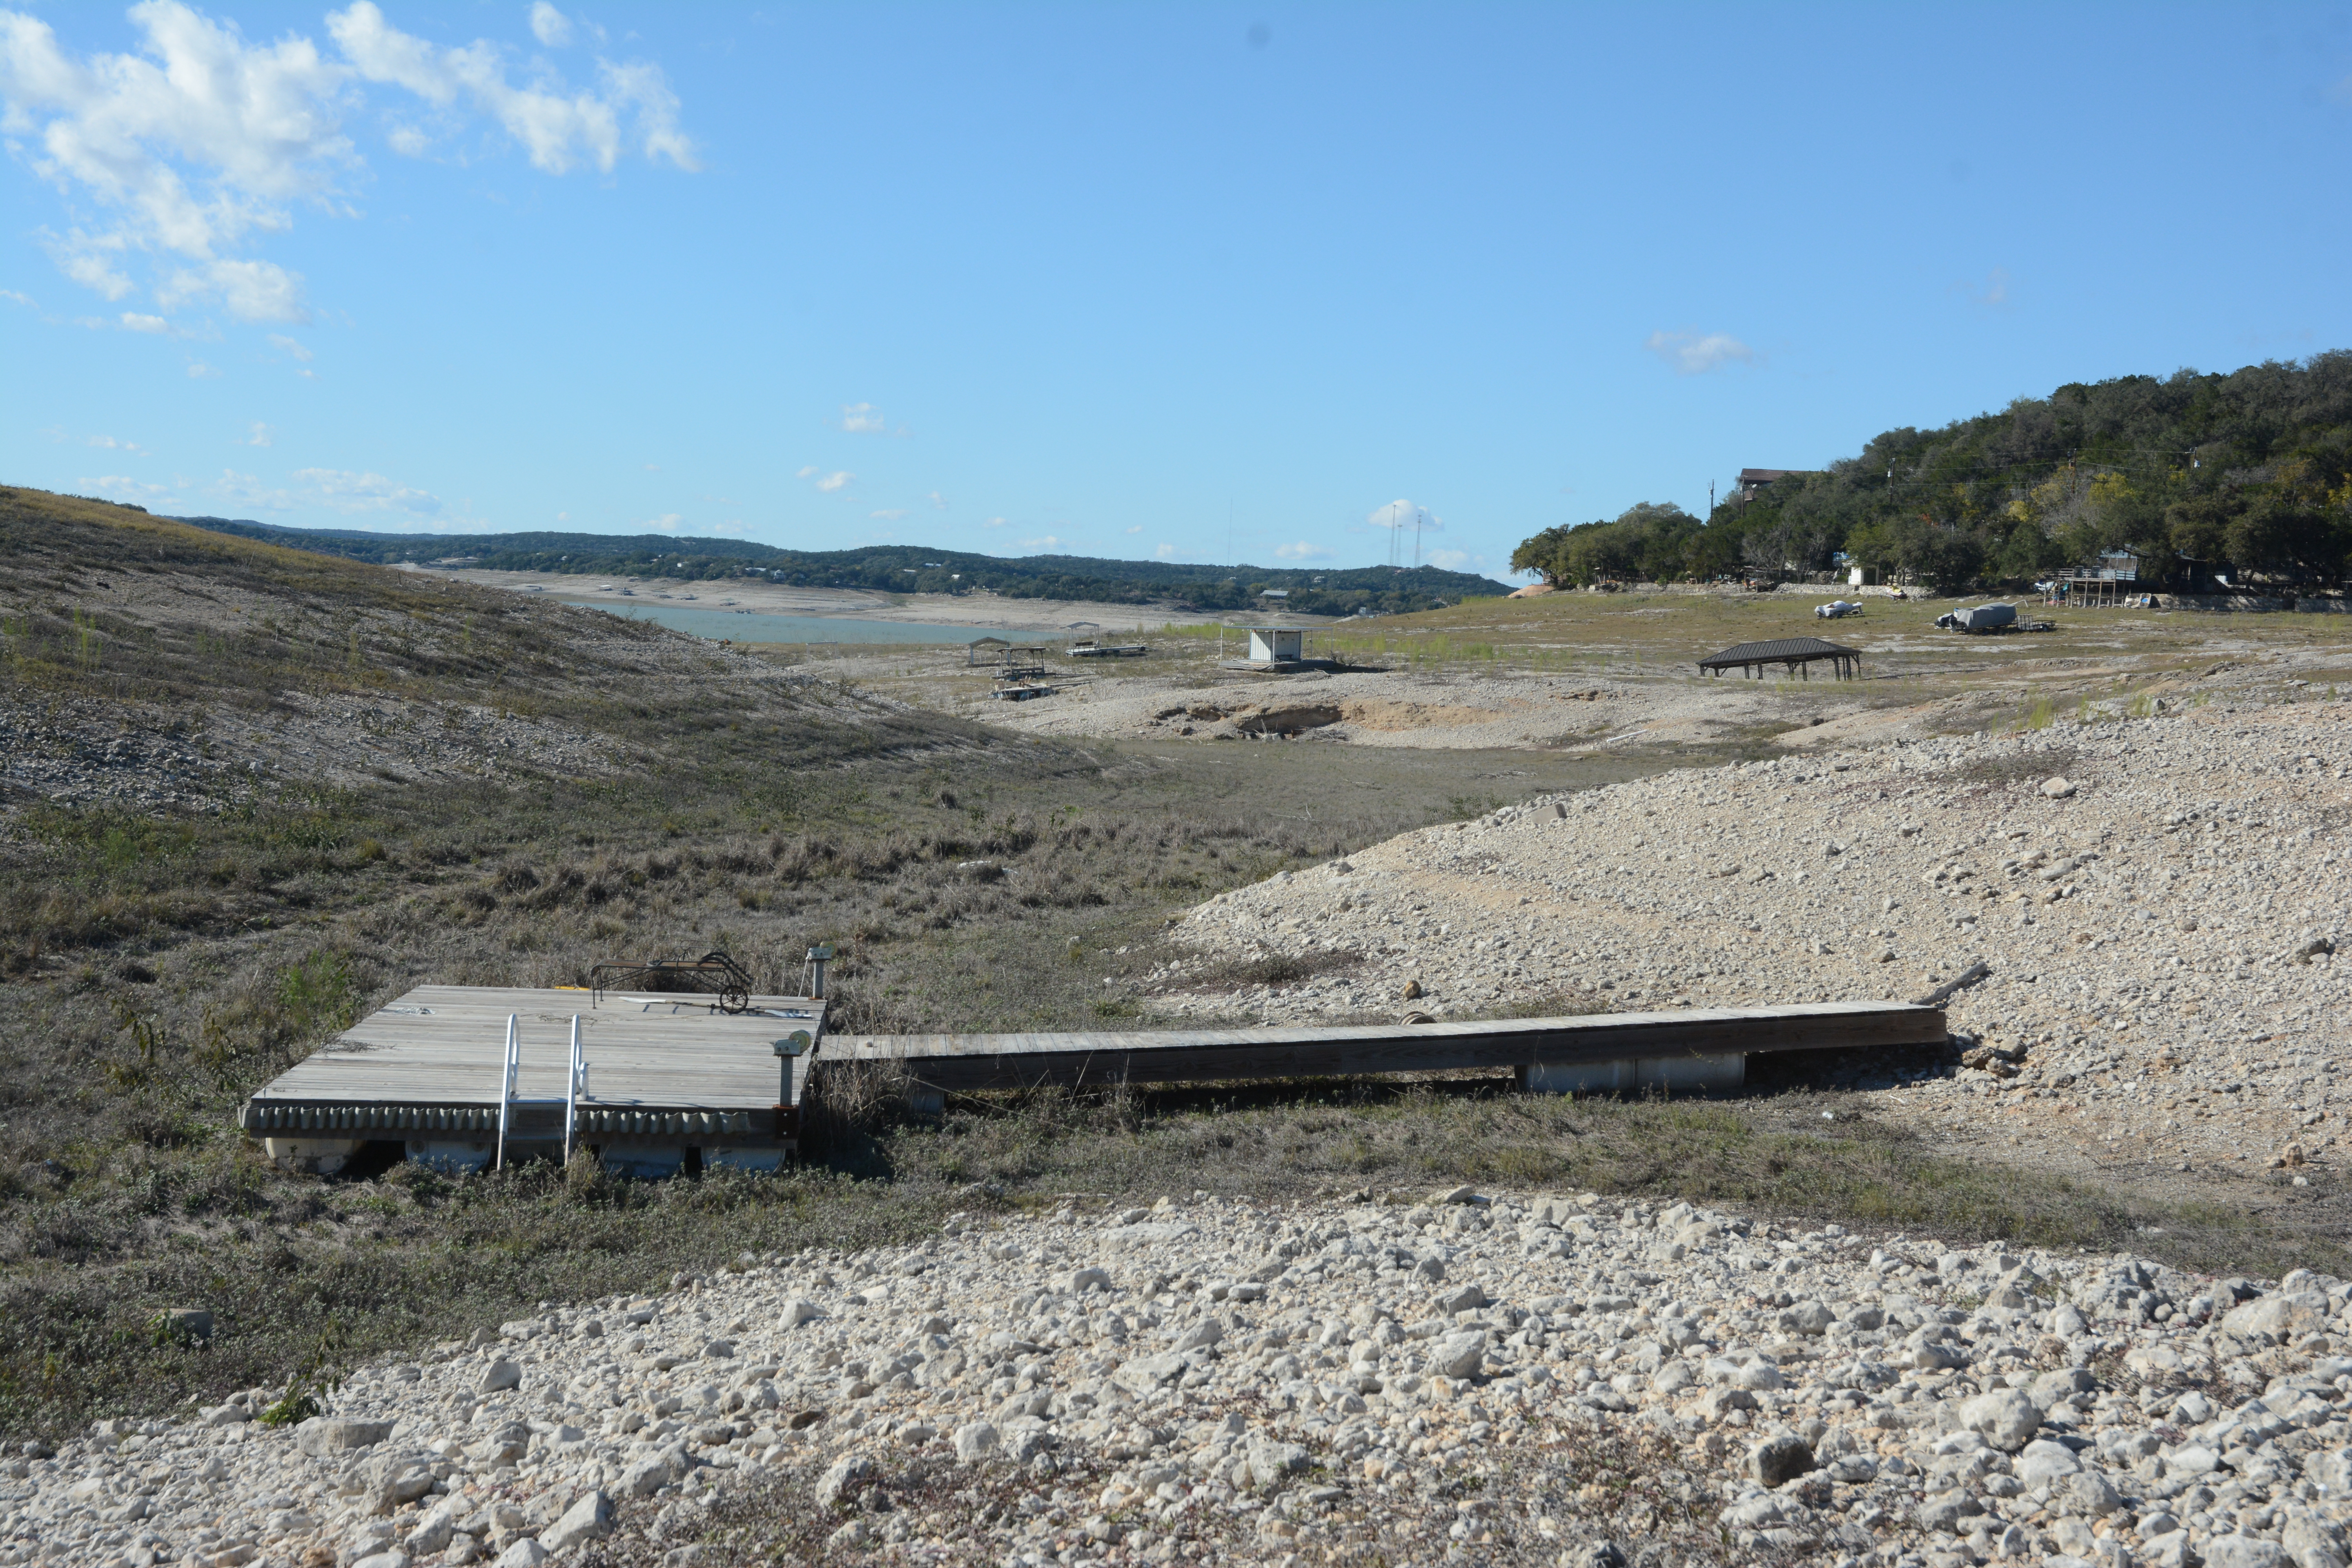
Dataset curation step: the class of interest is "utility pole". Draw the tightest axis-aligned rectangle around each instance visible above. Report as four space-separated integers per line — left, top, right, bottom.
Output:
1413 507 1424 569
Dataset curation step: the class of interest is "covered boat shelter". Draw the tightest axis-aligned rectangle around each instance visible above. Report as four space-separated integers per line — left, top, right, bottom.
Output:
1697 636 1862 681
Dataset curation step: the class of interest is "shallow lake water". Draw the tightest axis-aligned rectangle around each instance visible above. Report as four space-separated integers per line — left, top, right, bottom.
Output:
555 596 1015 645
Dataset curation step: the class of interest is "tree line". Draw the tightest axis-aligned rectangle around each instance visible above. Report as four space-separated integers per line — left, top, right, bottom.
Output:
1513 352 2352 593
171 521 1508 618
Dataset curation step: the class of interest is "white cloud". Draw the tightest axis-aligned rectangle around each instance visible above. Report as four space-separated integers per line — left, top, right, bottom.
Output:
808 470 851 493
1 4 341 316
1124 524 1142 534
1273 540 1330 561
1644 330 1755 374
242 420 272 445
87 433 145 452
160 257 308 323
1955 267 2011 308
1153 543 1176 560
0 1 696 316
119 310 168 332
329 4 698 174
869 508 907 521
927 491 947 510
292 465 441 515
838 401 884 433
185 359 220 377
0 287 32 306
644 512 683 530
1018 535 1063 550
81 473 176 502
1426 548 1475 571
46 232 134 299
386 122 428 156
982 516 1007 528
211 466 291 508
1367 498 1432 533
267 330 312 360
528 3 573 48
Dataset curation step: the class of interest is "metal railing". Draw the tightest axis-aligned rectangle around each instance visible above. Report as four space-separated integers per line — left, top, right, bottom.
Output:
495 1013 589 1170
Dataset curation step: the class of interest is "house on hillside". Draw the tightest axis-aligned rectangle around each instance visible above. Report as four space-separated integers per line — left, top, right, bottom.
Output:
2047 549 2147 606
1736 468 1797 503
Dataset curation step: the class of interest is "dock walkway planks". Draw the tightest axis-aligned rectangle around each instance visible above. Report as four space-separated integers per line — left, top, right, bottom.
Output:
240 985 824 1145
821 1000 1947 1094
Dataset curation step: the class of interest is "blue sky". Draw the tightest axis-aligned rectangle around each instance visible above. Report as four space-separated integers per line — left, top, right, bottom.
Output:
4 3 2350 580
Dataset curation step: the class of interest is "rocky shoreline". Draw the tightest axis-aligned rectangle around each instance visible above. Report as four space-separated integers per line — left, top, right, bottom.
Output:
18 1185 2352 1568
1152 697 2351 1182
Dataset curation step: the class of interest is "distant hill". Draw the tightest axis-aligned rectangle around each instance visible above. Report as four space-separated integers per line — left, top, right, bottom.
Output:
169 518 1510 617
1512 350 2352 593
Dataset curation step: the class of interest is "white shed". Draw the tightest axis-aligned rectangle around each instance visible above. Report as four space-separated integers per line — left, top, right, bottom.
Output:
1247 627 1304 662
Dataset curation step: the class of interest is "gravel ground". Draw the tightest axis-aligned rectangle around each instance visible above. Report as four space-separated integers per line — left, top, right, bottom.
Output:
944 666 1824 753
19 1186 2352 1568
1150 692 2352 1184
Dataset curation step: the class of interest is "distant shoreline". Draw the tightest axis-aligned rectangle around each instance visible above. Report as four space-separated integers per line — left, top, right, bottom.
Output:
416 564 1334 636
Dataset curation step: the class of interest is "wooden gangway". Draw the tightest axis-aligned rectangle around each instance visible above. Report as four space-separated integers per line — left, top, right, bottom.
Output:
822 1000 1947 1100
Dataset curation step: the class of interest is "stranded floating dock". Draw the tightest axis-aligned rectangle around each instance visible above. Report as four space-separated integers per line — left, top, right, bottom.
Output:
238 985 824 1178
239 995 1944 1174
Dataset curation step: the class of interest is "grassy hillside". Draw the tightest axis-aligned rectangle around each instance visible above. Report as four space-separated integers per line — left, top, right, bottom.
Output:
172 515 1509 617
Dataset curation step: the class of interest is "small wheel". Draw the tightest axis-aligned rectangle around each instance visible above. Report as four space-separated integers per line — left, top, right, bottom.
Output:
721 985 750 1015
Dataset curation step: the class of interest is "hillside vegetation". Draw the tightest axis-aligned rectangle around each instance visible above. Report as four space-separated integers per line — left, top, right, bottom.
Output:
172 516 1507 618
1514 350 2352 592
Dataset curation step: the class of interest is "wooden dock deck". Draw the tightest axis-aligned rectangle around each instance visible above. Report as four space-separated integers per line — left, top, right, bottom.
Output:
821 1001 1946 1098
239 985 824 1172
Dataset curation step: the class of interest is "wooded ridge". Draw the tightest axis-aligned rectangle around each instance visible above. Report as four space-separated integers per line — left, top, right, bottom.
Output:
169 518 1510 618
1515 351 2352 593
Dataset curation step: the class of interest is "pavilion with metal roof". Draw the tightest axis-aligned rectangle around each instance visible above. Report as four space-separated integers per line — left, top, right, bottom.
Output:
1697 636 1862 681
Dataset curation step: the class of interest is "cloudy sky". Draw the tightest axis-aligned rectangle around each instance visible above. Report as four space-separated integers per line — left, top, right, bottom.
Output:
4 3 2350 577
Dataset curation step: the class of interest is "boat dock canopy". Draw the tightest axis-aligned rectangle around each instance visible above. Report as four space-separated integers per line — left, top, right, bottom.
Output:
1697 637 1862 680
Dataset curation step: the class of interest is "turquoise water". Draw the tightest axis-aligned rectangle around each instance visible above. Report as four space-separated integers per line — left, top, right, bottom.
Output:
555 597 1014 645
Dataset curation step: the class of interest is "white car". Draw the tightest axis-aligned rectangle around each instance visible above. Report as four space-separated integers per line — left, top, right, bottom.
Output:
1815 599 1861 619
